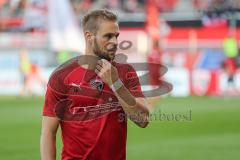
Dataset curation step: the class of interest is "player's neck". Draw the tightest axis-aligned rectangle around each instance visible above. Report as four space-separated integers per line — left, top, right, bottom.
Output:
85 47 99 58
79 48 99 70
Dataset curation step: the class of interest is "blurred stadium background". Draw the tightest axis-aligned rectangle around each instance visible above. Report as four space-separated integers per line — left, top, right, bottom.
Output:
0 0 240 159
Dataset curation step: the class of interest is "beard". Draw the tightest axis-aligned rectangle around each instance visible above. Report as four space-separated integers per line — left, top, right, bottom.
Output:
93 38 116 61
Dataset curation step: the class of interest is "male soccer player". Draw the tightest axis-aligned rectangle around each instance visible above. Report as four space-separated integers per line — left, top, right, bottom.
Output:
40 9 149 160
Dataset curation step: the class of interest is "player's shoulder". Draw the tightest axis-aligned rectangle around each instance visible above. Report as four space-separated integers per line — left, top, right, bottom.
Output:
48 56 79 85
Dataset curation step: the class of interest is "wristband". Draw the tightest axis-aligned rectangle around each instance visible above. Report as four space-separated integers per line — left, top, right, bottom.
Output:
110 79 123 92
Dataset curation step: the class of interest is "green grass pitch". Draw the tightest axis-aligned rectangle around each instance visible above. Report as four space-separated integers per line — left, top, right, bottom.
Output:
0 96 239 160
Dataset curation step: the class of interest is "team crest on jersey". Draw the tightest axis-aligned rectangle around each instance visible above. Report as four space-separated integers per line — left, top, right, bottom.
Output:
90 79 104 92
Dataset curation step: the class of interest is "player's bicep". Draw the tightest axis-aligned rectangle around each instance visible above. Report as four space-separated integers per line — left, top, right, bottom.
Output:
41 116 59 134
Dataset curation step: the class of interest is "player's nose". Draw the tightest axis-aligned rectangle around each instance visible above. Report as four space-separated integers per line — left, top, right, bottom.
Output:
109 36 118 45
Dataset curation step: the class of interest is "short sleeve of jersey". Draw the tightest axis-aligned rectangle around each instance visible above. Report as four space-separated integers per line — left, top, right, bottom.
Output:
42 85 61 117
124 64 144 98
43 71 67 117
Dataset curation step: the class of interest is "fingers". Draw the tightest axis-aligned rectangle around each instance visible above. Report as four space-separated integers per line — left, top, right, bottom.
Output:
98 59 110 67
97 60 103 67
95 59 112 75
95 64 102 73
95 60 103 73
101 59 109 65
95 60 105 75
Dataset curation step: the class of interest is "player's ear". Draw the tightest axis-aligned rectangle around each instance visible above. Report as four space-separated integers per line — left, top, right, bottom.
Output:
85 31 94 43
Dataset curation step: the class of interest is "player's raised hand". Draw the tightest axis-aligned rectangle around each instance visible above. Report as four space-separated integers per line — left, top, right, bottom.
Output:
95 59 119 86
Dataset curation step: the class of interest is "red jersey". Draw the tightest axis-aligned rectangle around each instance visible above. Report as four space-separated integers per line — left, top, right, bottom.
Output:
43 57 143 160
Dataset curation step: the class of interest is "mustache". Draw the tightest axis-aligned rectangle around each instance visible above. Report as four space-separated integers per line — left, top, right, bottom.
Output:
107 45 117 51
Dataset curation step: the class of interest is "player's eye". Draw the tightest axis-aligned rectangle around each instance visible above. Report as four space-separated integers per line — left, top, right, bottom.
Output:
104 34 112 40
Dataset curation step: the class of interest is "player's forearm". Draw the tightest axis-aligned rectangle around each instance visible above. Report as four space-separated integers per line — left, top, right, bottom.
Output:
40 133 57 160
114 85 149 128
94 59 149 127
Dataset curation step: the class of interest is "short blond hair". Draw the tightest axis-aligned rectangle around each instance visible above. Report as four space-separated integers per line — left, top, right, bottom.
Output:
82 9 118 33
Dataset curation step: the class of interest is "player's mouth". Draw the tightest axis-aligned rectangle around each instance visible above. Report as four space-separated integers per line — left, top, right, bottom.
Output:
106 44 117 53
108 50 116 54
108 47 117 53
